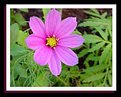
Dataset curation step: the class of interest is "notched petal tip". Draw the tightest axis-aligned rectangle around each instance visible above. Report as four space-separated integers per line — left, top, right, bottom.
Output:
72 17 77 21
48 8 61 15
51 8 59 12
51 8 56 11
69 17 77 22
30 16 37 21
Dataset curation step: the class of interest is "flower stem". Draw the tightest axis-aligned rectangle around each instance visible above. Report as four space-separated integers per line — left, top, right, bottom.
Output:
23 28 31 32
12 51 33 86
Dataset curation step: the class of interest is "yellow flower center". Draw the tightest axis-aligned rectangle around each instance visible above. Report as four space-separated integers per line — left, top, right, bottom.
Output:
46 36 58 47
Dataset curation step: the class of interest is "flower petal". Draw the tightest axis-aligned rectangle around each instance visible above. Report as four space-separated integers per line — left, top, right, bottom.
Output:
58 34 84 48
48 50 61 76
55 17 77 38
55 46 78 66
25 34 45 50
45 9 61 36
29 16 46 38
34 46 52 66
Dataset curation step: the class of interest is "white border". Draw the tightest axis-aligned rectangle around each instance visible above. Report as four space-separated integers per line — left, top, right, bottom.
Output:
6 4 116 91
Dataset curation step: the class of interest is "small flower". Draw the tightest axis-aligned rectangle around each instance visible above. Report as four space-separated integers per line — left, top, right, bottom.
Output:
25 9 84 76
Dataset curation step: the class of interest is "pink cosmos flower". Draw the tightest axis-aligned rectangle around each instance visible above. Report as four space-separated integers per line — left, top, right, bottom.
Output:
25 9 84 76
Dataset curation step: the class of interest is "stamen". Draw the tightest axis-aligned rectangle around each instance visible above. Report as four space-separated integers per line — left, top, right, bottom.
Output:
46 36 57 47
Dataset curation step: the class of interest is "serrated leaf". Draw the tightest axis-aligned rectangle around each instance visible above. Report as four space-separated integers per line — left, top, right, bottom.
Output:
42 8 50 19
83 53 99 67
83 34 103 43
89 41 105 52
107 17 112 37
79 19 108 29
69 65 79 72
82 73 105 82
95 27 108 40
10 23 19 44
16 30 29 48
83 64 108 74
84 9 100 18
78 49 88 58
91 9 100 14
32 72 49 86
10 44 28 57
99 43 111 65
79 17 110 31
84 54 99 64
79 21 98 27
14 13 27 26
19 9 28 13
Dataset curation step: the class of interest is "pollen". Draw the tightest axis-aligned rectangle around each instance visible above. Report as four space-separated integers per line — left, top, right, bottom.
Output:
46 36 58 47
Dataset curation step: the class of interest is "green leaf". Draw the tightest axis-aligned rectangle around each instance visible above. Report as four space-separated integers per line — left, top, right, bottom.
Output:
42 8 50 19
91 9 100 14
107 17 112 37
19 9 28 13
82 73 105 82
108 73 112 86
16 30 29 48
88 41 105 52
78 49 88 58
79 18 108 29
83 64 108 74
83 53 99 67
99 43 111 65
10 23 19 44
10 9 15 24
14 13 27 26
79 21 99 27
95 27 108 40
32 72 49 86
84 9 100 18
10 44 29 57
73 30 82 35
101 12 107 18
72 46 82 51
69 65 79 72
79 17 110 31
83 34 103 43
15 64 27 78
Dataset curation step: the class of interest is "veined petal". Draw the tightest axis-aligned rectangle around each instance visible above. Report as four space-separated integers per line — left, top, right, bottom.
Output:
55 46 78 66
55 17 77 38
45 9 61 36
25 34 45 50
34 46 52 66
58 34 84 48
48 50 61 76
29 16 46 38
